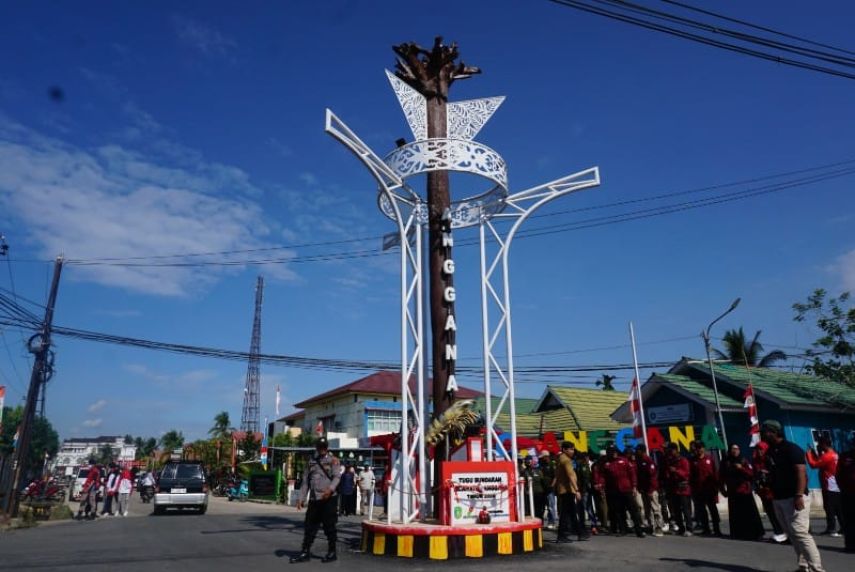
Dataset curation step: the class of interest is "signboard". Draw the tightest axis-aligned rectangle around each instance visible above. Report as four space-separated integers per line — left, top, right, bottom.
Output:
249 471 278 498
647 404 692 424
442 461 516 526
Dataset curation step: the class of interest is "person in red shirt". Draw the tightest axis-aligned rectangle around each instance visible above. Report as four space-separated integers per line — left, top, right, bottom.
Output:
591 451 610 533
806 436 843 536
635 444 664 536
76 460 102 520
602 445 645 538
835 435 855 553
690 441 722 536
719 444 764 541
662 442 692 536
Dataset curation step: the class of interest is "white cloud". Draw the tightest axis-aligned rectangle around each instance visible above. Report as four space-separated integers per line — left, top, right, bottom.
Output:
0 116 295 296
88 399 107 413
123 363 220 388
82 418 103 428
837 248 855 291
172 15 237 57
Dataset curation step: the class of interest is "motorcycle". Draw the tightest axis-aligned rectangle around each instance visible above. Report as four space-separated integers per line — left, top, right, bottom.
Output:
227 479 249 502
139 485 155 503
21 478 65 503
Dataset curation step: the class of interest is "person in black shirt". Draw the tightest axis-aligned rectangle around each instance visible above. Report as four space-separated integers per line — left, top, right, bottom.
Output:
761 420 824 572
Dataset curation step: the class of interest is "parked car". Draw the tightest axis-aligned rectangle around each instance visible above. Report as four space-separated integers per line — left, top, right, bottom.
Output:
153 461 208 515
70 467 103 501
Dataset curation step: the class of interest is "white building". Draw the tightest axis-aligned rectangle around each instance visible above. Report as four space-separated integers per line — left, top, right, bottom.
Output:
56 436 136 474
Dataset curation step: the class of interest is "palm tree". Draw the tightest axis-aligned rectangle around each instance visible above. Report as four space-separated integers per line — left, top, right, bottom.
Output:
596 374 617 391
209 411 232 440
160 429 185 452
714 327 787 367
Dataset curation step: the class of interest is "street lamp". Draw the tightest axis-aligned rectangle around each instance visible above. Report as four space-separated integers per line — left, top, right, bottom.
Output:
701 297 740 449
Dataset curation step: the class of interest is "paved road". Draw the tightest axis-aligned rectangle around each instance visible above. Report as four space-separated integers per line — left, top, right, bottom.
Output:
0 496 850 571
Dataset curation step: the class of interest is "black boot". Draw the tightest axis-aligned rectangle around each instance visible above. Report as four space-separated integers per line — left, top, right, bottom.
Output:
321 553 337 563
289 551 311 563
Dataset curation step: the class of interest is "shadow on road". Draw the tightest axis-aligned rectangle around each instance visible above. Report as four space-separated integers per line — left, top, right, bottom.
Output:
659 558 766 571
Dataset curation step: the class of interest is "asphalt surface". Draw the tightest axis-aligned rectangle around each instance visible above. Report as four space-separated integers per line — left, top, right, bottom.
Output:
0 496 850 571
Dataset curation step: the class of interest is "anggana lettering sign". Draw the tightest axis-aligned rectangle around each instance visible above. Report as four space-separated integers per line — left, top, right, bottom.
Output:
497 424 726 455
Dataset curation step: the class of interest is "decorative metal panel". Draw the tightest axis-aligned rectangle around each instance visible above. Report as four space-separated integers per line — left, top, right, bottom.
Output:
447 97 505 141
385 70 427 141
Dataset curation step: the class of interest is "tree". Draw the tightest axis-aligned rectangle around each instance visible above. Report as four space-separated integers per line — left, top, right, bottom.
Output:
208 411 232 440
124 434 134 445
160 430 184 452
271 432 294 447
237 433 260 463
714 327 786 367
0 406 60 468
596 374 617 391
95 443 116 465
793 289 855 386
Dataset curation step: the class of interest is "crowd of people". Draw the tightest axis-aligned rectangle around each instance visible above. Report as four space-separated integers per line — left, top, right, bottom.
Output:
522 420 855 571
75 460 136 520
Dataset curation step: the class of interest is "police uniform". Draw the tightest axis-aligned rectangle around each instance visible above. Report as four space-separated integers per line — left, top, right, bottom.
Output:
291 439 342 563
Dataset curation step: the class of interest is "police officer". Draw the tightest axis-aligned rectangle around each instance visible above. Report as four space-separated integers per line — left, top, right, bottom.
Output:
291 438 342 564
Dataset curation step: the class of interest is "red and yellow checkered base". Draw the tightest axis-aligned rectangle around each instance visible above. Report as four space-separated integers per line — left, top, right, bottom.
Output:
361 519 544 559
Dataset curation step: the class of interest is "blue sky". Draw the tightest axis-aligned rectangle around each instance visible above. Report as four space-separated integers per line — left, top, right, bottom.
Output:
0 1 853 443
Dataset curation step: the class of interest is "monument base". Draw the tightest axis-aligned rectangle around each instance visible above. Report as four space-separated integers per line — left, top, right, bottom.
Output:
361 518 544 559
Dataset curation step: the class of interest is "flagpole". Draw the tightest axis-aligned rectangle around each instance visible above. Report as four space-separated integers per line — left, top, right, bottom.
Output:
629 322 649 451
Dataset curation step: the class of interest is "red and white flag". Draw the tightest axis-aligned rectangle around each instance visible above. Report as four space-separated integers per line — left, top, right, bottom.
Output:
629 377 644 439
314 420 324 437
743 383 761 447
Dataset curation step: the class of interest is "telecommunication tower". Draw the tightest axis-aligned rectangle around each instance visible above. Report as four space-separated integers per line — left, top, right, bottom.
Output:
240 275 263 434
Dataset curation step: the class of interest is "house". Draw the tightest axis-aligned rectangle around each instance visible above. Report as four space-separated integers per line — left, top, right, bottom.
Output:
611 358 855 489
284 370 481 446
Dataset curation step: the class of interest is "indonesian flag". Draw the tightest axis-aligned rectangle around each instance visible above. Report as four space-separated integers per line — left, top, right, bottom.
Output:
0 385 5 433
744 383 761 447
275 385 281 417
629 377 643 438
315 420 324 437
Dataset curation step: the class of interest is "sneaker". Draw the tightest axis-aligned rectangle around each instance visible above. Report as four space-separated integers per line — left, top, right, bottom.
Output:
830 532 842 538
661 523 670 533
681 531 692 537
654 528 664 537
772 533 789 543
123 511 129 517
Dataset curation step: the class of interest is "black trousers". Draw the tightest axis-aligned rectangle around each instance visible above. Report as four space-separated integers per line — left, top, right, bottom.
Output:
303 497 338 553
607 491 642 534
692 493 720 532
822 489 844 533
842 491 855 552
525 492 546 522
557 492 581 539
668 494 693 534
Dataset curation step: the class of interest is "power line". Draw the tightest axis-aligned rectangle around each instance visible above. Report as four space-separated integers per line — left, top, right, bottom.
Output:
53 161 855 268
660 0 855 57
547 0 855 80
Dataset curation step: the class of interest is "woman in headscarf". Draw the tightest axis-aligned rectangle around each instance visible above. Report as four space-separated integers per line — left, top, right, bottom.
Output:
720 444 765 541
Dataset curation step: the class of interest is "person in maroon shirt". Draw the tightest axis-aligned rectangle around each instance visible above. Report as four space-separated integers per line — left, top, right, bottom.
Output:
602 445 645 538
836 435 855 553
76 460 102 520
635 444 664 536
591 452 609 533
719 444 764 541
662 442 693 536
690 441 722 536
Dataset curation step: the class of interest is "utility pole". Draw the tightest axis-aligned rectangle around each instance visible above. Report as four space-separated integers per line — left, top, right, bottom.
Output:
393 38 480 513
2 255 63 518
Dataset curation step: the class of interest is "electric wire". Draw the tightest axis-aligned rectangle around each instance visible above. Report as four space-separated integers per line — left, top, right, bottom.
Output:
54 162 855 268
547 0 855 80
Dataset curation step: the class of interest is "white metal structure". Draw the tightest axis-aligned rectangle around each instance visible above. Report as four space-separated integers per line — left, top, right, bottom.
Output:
325 69 600 523
479 169 601 471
